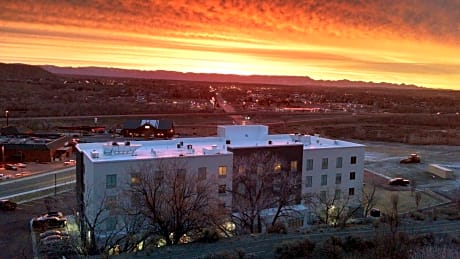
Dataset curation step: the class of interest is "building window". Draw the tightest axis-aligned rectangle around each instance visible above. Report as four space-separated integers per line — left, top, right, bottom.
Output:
290 161 298 172
256 165 264 175
274 162 282 172
105 195 117 210
349 188 355 196
198 167 207 181
305 176 312 187
130 173 140 185
177 169 186 181
306 159 314 171
154 170 164 181
321 175 327 186
349 171 356 180
106 216 117 231
336 157 343 168
218 166 227 177
238 166 245 174
350 156 357 164
106 174 117 189
218 184 226 194
335 189 341 200
335 173 342 185
320 190 327 201
322 158 328 169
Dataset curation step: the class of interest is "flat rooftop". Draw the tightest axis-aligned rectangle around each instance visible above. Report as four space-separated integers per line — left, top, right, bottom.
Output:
77 125 364 162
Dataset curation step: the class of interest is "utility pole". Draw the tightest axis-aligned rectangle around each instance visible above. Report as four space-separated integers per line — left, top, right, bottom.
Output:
5 110 8 127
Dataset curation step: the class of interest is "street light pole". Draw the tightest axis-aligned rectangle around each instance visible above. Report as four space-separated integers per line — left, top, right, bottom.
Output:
5 110 8 127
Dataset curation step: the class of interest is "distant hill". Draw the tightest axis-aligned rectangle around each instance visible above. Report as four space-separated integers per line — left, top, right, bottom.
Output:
40 64 418 89
0 63 56 80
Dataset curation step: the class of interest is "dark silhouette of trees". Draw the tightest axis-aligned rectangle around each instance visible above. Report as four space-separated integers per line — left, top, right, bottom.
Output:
129 161 225 245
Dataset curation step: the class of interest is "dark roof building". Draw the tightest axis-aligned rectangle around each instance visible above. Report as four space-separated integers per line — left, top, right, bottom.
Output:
0 134 71 163
121 119 175 139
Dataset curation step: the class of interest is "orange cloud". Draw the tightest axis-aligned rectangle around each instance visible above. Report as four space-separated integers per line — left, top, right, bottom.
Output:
0 0 459 89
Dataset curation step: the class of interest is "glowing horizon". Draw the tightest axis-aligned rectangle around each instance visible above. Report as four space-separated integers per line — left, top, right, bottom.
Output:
1 1 459 90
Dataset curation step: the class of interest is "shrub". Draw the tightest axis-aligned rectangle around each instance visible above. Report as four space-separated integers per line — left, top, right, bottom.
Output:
197 228 220 243
267 222 287 234
274 238 315 259
409 211 425 221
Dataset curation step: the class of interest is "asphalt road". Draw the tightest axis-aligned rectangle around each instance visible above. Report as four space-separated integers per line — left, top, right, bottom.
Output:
0 168 75 199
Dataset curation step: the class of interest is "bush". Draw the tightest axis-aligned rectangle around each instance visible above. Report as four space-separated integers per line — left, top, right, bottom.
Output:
204 249 245 259
267 222 287 234
197 228 220 243
410 211 425 221
274 238 315 259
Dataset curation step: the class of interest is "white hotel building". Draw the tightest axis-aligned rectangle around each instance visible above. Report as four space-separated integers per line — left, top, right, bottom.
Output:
75 124 364 238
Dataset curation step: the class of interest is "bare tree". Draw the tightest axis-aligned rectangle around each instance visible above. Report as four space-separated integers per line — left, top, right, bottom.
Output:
75 189 150 256
362 181 378 217
231 151 301 234
307 188 357 227
129 160 225 246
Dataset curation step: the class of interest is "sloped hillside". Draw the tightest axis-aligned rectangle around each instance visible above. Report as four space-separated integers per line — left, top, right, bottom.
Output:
0 63 56 80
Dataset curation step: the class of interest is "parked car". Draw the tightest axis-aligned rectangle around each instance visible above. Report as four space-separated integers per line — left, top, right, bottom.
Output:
32 212 67 229
0 200 17 211
388 177 410 186
14 163 27 168
5 164 17 171
0 174 11 180
64 160 76 166
39 230 69 239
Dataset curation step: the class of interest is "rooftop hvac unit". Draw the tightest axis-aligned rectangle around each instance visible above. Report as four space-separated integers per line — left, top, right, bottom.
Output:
90 150 99 159
226 140 231 145
187 144 193 150
268 140 272 145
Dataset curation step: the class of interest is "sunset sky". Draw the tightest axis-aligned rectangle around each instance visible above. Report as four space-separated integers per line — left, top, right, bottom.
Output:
1 0 459 90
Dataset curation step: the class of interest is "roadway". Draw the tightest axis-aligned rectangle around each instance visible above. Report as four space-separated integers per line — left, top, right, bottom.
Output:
0 168 75 199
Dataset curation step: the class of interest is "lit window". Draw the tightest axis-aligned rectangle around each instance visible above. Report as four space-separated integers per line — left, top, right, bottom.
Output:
130 173 140 185
290 161 298 172
336 157 343 168
218 184 226 194
350 172 356 180
274 162 282 172
198 167 207 181
321 175 327 186
322 158 328 169
106 174 117 189
335 173 342 185
305 176 312 187
218 166 227 177
349 188 355 196
238 166 245 174
350 156 357 164
306 159 313 171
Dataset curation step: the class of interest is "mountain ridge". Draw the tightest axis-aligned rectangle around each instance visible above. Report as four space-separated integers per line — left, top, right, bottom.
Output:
40 65 421 89
0 63 420 89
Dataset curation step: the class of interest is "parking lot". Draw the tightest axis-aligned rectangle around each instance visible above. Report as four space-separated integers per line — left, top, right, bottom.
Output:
0 191 76 259
361 140 460 212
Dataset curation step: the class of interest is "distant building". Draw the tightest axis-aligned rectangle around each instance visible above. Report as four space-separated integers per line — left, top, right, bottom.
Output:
121 119 174 139
76 124 364 244
0 133 71 162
